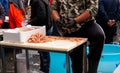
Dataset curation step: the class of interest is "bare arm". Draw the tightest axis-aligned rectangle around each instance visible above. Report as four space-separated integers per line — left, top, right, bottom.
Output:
51 10 60 21
74 10 91 23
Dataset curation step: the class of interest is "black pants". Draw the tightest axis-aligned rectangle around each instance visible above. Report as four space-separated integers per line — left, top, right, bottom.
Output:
65 20 105 73
39 52 50 73
2 22 9 28
38 31 52 73
96 20 117 44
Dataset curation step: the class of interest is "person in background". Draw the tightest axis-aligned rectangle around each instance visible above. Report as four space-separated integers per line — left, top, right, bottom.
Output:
0 3 5 27
9 0 25 29
28 0 52 73
22 0 29 15
49 0 52 5
0 0 9 29
51 0 105 73
0 0 8 15
95 0 120 44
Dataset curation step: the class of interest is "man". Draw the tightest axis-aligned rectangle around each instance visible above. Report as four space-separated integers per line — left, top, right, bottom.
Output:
28 0 52 73
0 3 5 27
96 0 120 43
51 0 105 73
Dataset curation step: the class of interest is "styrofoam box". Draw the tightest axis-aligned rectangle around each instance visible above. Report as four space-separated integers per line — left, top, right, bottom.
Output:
3 26 46 42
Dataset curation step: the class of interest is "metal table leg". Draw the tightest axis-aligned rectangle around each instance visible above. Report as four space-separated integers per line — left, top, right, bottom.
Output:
25 49 29 70
1 46 6 73
83 43 87 73
66 53 70 73
13 48 17 73
66 43 87 73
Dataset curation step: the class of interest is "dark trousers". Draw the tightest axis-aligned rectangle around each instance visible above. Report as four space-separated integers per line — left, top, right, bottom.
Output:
38 31 52 73
39 52 50 73
65 20 105 73
104 25 117 43
96 20 117 44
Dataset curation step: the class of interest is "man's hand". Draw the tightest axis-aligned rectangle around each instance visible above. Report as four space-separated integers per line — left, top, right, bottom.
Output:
66 19 76 28
107 19 116 27
53 19 63 36
55 19 63 27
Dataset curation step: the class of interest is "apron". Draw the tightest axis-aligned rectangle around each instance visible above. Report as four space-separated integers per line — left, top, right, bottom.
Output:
9 3 23 29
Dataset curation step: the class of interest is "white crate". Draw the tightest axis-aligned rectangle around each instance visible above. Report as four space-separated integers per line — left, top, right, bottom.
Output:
3 26 46 42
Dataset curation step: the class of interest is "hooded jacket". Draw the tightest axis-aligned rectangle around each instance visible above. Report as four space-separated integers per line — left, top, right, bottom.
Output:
29 0 52 31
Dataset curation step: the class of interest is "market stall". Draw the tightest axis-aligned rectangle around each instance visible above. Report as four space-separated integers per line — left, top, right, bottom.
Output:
0 27 88 73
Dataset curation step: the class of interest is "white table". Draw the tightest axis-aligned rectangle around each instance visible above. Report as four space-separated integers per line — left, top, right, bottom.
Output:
113 65 120 73
0 36 87 73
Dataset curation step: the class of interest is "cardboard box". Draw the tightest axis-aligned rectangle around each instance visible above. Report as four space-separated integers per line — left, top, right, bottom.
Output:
3 26 46 42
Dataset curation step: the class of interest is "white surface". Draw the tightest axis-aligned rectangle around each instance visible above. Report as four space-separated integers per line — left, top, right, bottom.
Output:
39 40 76 49
0 29 9 35
113 65 120 73
21 40 79 52
0 37 87 52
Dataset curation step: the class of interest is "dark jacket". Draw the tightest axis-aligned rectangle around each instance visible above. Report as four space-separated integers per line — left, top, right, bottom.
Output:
96 0 120 23
29 0 52 32
0 3 5 21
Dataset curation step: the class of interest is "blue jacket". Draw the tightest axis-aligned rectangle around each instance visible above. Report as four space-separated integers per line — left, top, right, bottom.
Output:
96 0 120 23
0 0 8 15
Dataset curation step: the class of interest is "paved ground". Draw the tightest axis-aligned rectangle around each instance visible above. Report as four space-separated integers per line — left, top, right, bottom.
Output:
0 49 22 73
0 50 41 73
